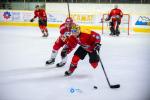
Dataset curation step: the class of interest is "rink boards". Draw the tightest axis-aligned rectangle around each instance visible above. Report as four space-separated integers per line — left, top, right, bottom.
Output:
0 3 150 34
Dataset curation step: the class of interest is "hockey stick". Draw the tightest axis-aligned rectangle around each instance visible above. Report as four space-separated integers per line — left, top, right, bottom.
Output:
67 0 70 18
98 52 120 89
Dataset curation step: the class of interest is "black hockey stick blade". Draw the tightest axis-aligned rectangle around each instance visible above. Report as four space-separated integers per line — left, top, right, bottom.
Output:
110 84 120 89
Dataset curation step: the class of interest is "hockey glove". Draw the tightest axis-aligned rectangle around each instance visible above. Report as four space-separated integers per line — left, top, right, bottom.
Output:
61 45 68 58
61 32 71 42
64 32 71 37
30 18 34 22
94 43 101 53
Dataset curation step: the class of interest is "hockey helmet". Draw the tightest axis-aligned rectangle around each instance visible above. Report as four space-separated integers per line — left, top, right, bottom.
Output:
71 24 80 33
65 17 73 23
35 5 39 8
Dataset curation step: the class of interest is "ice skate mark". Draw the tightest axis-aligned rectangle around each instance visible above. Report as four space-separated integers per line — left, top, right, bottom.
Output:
0 66 65 84
65 74 91 80
0 65 58 77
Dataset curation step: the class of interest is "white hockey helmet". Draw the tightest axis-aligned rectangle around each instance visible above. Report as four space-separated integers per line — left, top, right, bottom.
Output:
65 17 73 23
114 5 118 9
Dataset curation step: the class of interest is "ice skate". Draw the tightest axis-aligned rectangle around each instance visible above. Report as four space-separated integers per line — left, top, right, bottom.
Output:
56 62 66 67
46 58 55 65
64 70 72 76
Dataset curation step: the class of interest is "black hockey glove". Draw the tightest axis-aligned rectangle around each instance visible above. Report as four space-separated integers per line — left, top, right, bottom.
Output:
61 45 68 58
94 43 101 53
30 18 34 22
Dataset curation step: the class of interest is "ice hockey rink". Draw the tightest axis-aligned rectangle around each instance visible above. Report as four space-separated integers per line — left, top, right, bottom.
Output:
0 26 150 100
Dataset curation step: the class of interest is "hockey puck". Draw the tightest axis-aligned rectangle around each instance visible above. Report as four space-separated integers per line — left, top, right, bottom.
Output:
93 86 98 89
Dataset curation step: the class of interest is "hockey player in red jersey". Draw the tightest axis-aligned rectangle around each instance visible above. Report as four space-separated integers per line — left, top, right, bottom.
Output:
46 17 77 67
30 5 48 37
105 5 123 36
64 25 101 76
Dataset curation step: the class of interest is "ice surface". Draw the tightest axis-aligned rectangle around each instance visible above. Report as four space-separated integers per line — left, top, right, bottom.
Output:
0 26 150 100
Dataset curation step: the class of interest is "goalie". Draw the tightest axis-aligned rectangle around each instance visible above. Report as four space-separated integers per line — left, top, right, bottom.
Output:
105 5 123 36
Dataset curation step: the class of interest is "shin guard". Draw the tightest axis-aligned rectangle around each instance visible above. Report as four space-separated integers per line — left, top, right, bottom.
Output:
69 55 80 73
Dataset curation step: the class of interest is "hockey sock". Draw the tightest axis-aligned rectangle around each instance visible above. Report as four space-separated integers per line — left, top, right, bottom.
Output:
39 25 44 34
43 26 48 35
50 50 58 59
69 64 77 73
61 56 67 64
69 55 80 73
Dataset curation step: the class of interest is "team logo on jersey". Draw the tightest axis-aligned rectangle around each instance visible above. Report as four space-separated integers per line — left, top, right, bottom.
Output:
3 11 11 19
135 16 150 26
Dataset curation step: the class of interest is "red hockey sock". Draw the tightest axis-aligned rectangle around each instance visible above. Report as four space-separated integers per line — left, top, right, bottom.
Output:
71 55 80 66
69 55 80 73
42 26 48 33
39 25 44 33
69 65 77 73
45 28 48 33
90 62 98 69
